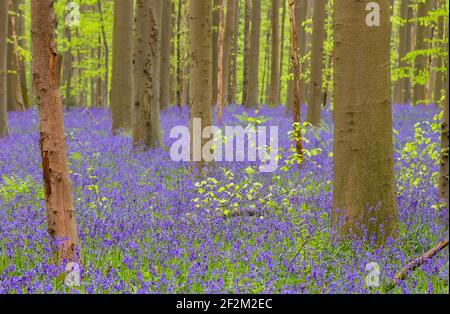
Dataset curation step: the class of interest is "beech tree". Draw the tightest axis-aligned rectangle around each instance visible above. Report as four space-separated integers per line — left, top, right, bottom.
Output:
333 0 397 244
0 0 8 138
111 0 133 132
268 0 280 107
31 0 80 263
190 0 213 162
245 0 261 108
132 0 162 149
307 0 326 126
160 0 172 110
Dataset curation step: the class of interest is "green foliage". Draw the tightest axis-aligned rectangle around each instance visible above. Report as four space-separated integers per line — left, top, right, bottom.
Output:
0 175 43 203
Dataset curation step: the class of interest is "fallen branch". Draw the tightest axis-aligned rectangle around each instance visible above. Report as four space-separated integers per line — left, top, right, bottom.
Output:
391 239 449 288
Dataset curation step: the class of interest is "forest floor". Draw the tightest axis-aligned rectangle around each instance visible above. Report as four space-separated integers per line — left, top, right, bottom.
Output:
0 105 448 293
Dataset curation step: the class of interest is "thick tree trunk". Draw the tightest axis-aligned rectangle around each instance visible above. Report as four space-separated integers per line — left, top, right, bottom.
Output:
268 0 280 107
31 0 80 264
160 0 172 110
190 0 213 163
245 0 261 108
413 0 432 105
332 0 397 244
132 0 162 149
307 0 326 126
111 0 133 132
0 0 8 138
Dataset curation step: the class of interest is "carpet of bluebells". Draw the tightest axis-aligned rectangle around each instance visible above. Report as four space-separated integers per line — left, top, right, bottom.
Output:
0 104 448 294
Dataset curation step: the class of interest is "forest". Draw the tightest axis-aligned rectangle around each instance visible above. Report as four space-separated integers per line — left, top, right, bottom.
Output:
0 0 448 295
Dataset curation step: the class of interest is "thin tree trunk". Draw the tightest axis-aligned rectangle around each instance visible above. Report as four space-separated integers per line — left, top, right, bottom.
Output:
111 0 133 132
288 0 303 160
176 0 183 107
190 0 213 163
246 0 261 108
242 0 251 106
261 5 272 105
62 7 74 110
170 0 177 105
12 0 29 109
286 0 307 113
268 0 280 107
0 0 8 138
160 0 172 110
413 0 432 104
306 0 326 126
332 0 397 244
217 0 226 123
433 0 445 103
438 25 449 206
31 0 80 264
132 0 162 149
228 0 239 105
279 0 287 104
221 0 237 107
212 0 220 106
394 0 410 105
97 0 109 108
6 1 22 112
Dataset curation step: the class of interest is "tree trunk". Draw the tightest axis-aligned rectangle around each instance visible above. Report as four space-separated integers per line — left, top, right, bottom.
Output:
221 0 237 107
279 0 287 105
31 0 80 264
6 1 22 112
394 0 410 105
12 0 29 109
241 0 251 106
413 0 432 105
433 0 445 103
288 0 303 160
307 0 326 126
160 0 172 110
132 0 162 149
228 0 239 105
97 0 109 109
0 0 8 138
268 0 280 107
111 0 133 132
245 0 261 108
438 25 449 206
217 0 226 123
170 0 177 105
212 0 220 106
286 0 307 113
190 0 213 162
332 0 397 244
62 6 74 110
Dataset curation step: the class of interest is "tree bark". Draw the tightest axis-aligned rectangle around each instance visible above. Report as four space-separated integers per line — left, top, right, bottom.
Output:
160 0 172 110
31 0 80 264
12 0 29 109
6 0 22 112
132 0 162 149
286 0 307 113
332 0 397 244
268 0 280 107
394 0 410 105
241 0 251 106
0 0 8 138
212 0 220 106
111 0 133 132
288 0 303 160
190 0 213 163
413 0 432 105
307 0 326 126
97 0 109 109
217 0 226 123
438 24 449 206
221 0 237 107
245 0 261 108
228 0 239 105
